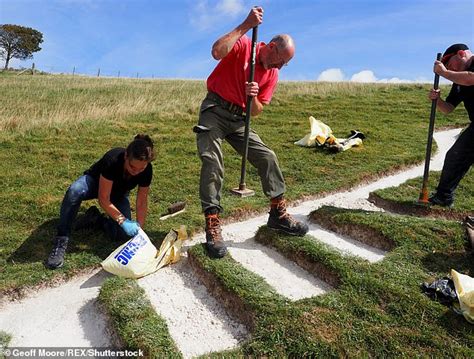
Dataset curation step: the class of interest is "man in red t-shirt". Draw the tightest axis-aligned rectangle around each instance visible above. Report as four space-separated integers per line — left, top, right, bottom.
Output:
194 6 308 258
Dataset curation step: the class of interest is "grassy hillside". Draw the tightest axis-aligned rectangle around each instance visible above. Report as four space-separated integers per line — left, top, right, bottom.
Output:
0 73 470 292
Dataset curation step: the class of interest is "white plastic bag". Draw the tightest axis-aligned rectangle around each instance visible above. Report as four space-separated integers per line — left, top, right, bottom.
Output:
101 226 187 279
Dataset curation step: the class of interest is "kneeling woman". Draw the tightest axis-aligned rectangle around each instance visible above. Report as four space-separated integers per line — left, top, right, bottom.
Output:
46 134 155 269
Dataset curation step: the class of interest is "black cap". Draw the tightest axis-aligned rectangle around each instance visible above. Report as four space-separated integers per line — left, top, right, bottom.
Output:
441 43 469 64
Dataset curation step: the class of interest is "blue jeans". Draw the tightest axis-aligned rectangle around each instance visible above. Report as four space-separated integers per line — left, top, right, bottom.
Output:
57 174 131 241
436 122 474 202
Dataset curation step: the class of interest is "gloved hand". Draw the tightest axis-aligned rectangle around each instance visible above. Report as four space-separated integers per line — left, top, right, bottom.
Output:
120 219 140 237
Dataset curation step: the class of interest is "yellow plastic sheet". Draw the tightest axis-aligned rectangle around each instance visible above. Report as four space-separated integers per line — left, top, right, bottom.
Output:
294 116 333 147
155 225 187 271
451 269 474 324
101 226 187 279
294 116 363 152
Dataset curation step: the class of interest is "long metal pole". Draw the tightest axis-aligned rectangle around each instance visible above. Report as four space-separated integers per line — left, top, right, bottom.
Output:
419 52 442 203
237 26 258 191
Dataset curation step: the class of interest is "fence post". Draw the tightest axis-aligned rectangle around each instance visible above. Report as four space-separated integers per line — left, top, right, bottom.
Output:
136 72 139 79
31 63 35 75
72 66 75 77
118 70 120 78
97 68 100 77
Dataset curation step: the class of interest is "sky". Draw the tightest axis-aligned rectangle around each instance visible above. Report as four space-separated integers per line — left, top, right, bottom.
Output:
1 0 473 82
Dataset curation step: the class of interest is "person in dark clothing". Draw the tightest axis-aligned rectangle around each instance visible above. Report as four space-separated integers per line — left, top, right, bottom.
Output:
46 134 155 269
428 43 474 207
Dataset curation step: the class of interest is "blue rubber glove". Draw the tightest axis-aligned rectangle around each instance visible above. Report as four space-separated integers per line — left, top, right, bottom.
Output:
120 219 140 237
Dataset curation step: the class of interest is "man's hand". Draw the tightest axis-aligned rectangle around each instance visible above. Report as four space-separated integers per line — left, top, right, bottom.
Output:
245 81 259 97
242 6 263 29
428 88 441 100
211 6 263 60
246 85 265 116
433 60 447 77
120 219 140 237
427 88 455 114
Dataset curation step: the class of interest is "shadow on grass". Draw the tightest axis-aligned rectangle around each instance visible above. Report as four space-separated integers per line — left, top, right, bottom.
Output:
7 218 57 264
437 307 474 341
8 219 166 263
8 218 109 265
368 192 470 222
8 218 170 266
422 250 474 277
2 221 172 296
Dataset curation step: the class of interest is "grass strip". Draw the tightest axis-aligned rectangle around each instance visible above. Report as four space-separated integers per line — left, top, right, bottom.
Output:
254 226 367 287
0 331 12 359
369 171 473 221
311 206 469 256
187 244 286 331
187 244 341 357
311 206 395 251
98 276 181 358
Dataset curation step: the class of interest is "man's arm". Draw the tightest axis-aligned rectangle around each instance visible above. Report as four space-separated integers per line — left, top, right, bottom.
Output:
434 61 474 86
428 89 456 115
250 96 264 116
211 7 263 60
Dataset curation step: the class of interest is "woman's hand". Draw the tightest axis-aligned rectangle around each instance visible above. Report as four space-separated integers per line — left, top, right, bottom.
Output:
120 219 140 237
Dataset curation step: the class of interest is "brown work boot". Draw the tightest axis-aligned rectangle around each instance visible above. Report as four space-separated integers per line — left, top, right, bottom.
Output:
267 196 308 236
205 213 227 258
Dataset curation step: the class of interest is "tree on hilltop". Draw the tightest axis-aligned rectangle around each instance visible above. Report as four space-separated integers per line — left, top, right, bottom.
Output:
0 24 43 70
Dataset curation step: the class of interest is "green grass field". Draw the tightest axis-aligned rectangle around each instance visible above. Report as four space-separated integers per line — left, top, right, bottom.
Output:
0 72 469 291
1 72 473 356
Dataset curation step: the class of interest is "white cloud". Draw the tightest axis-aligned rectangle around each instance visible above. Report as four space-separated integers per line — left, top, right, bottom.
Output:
350 70 377 83
317 68 433 84
384 77 409 83
216 0 245 16
317 68 345 82
190 0 246 31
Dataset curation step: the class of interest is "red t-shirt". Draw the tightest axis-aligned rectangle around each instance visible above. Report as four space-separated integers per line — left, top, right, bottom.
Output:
207 35 278 111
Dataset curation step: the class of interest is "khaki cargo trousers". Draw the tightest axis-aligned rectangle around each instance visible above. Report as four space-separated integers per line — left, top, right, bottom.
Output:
195 97 286 212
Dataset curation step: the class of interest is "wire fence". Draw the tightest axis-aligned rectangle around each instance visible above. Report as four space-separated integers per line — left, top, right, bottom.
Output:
5 62 163 79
